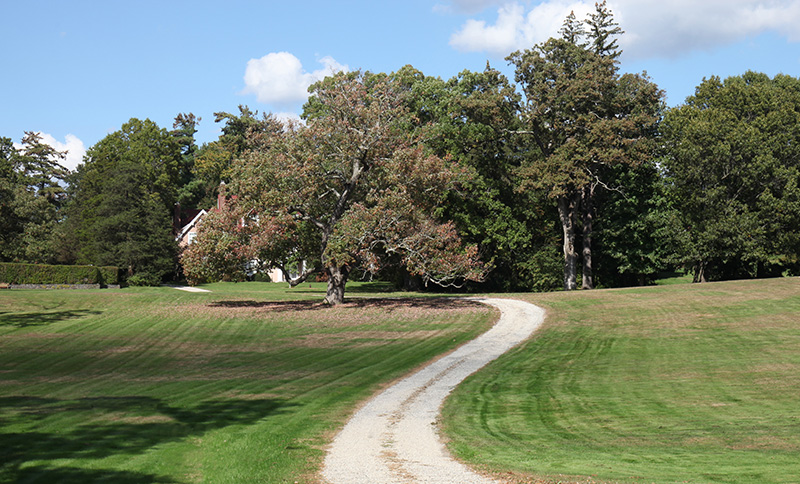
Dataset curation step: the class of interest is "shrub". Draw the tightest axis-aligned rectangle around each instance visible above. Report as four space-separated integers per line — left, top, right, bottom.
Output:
125 272 162 287
97 266 121 285
0 262 120 286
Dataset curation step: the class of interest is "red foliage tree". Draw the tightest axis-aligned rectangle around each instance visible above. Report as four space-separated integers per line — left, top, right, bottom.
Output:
182 71 485 304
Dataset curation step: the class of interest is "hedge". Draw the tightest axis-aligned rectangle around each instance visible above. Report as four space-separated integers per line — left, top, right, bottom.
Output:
0 262 121 286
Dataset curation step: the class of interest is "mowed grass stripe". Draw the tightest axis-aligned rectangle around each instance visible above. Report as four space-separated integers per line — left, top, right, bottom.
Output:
0 282 493 483
442 278 800 484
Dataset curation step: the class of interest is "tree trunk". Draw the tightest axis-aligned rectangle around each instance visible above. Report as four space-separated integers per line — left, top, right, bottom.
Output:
558 195 579 291
324 265 349 305
581 185 594 290
693 260 708 283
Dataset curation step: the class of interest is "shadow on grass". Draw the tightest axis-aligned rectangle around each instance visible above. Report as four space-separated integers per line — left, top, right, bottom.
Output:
0 309 103 328
10 465 178 483
285 281 396 294
0 395 294 482
208 297 482 313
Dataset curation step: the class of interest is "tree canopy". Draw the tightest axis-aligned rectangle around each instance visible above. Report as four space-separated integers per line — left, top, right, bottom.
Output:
509 3 663 290
662 72 800 281
182 71 486 304
65 118 181 283
0 133 70 263
5 0 800 292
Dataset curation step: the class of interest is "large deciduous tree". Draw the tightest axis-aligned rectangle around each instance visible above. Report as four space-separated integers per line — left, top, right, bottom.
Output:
182 71 485 304
398 64 562 291
662 72 800 281
509 2 662 290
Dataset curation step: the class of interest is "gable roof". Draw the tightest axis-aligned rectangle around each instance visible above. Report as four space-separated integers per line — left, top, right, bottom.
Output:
175 209 207 242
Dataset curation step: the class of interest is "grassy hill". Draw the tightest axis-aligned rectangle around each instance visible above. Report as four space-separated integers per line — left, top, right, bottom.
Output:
4 278 799 483
443 277 800 483
0 282 494 483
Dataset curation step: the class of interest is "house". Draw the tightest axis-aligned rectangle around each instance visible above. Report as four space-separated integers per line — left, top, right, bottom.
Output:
174 207 207 248
173 192 292 283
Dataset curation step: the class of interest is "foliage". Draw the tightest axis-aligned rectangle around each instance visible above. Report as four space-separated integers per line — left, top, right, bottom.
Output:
398 64 562 292
189 106 280 209
184 71 486 304
0 262 119 285
65 118 180 282
592 160 675 287
0 137 24 260
508 4 663 290
0 133 70 264
124 271 163 286
171 112 205 208
662 72 800 281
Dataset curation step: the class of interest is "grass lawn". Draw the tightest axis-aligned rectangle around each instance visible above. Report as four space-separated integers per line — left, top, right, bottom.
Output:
0 281 494 483
442 277 800 483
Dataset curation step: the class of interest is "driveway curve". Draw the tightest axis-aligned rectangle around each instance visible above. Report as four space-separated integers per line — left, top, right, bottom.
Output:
322 298 545 484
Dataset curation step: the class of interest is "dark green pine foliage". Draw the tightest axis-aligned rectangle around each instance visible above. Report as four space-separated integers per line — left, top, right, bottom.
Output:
0 133 69 264
171 113 206 208
67 118 180 284
0 138 23 261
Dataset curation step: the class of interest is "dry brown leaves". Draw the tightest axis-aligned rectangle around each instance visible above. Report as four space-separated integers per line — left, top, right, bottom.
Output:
159 297 489 329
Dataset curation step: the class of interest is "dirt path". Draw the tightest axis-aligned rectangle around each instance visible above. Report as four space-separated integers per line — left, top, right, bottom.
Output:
322 298 545 484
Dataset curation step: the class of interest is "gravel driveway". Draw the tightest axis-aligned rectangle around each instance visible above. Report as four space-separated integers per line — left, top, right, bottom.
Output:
322 298 545 483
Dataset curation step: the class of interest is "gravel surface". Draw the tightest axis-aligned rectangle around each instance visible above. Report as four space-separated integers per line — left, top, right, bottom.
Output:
322 298 545 484
168 285 211 293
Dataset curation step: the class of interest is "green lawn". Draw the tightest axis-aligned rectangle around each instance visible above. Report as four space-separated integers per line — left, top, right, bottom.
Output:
442 278 800 483
0 282 494 483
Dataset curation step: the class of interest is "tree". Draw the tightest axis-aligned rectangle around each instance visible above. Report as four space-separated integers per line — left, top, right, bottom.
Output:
397 64 562 291
662 72 800 281
585 0 623 59
0 137 23 260
66 118 181 282
508 4 662 290
0 133 70 263
183 71 485 304
171 112 205 208
190 106 278 209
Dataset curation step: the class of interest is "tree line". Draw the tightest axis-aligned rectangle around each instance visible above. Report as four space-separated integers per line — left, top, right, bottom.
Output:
2 2 799 300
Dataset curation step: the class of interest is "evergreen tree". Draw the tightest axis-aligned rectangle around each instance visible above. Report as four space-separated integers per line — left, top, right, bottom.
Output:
508 3 663 290
66 118 180 283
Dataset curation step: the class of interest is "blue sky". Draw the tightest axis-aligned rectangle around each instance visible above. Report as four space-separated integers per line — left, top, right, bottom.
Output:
3 0 800 171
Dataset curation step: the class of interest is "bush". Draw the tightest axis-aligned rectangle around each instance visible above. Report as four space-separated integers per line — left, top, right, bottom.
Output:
252 272 272 282
97 266 121 285
0 262 120 285
125 272 162 287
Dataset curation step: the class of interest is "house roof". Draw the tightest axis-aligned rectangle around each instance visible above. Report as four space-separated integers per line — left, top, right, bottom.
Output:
176 209 207 242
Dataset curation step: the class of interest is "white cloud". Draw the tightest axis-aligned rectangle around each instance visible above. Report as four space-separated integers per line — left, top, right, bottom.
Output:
14 133 86 172
434 0 506 14
272 111 303 125
241 52 348 107
614 0 800 60
450 1 591 57
449 0 800 60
